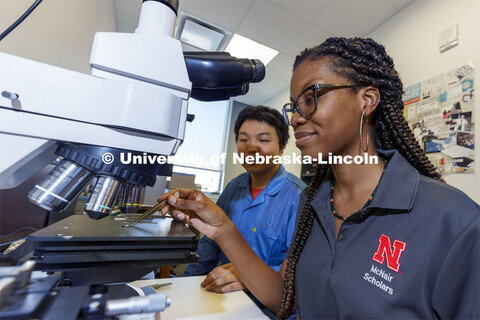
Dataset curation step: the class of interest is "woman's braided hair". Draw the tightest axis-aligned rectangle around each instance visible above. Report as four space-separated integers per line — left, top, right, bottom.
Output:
278 37 443 319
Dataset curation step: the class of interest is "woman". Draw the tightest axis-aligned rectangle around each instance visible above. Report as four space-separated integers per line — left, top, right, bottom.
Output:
160 38 479 319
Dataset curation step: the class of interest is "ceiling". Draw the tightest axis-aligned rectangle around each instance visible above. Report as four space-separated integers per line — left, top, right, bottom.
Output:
113 0 413 106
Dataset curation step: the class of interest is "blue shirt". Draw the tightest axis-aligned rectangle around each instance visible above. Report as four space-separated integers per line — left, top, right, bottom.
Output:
291 149 479 319
184 165 306 276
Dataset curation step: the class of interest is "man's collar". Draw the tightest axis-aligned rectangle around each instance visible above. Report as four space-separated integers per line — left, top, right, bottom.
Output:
238 165 287 197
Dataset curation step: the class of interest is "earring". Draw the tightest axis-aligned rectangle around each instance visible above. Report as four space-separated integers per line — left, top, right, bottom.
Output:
360 111 369 152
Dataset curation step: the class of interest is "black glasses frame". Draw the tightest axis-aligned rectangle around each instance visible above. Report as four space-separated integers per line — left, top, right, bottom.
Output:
282 83 359 125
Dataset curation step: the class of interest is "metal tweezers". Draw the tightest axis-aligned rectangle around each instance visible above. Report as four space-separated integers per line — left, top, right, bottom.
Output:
126 191 180 226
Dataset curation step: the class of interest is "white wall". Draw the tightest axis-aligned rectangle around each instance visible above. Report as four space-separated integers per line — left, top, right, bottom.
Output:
0 0 117 74
368 0 480 202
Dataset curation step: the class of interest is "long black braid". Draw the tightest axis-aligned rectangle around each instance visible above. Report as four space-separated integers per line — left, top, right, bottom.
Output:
278 37 443 319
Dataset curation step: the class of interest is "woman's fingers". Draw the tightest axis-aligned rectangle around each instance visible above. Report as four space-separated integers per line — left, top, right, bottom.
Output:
155 188 231 239
167 194 203 212
157 189 182 203
158 189 195 217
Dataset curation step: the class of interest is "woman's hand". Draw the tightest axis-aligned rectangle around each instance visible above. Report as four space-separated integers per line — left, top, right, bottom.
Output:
158 189 232 240
159 189 286 314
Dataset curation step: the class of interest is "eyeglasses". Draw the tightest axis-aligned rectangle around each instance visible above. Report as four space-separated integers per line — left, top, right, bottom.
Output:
282 83 359 125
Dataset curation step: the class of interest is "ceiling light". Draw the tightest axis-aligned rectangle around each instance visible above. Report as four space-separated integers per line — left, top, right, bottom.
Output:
225 34 279 65
175 13 231 51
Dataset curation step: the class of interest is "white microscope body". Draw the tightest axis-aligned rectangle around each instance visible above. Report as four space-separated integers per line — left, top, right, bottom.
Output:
0 0 189 187
0 0 192 218
0 0 264 219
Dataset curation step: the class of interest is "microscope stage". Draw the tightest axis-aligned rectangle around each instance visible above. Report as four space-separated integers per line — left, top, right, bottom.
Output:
24 215 198 283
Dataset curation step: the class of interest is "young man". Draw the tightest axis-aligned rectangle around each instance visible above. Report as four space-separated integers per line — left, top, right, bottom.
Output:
183 106 306 295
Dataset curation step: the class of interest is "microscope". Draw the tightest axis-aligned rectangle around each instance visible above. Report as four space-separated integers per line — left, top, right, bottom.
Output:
0 0 265 318
0 0 264 219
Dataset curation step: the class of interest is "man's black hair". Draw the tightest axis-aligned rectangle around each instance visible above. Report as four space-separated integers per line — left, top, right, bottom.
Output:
234 105 289 148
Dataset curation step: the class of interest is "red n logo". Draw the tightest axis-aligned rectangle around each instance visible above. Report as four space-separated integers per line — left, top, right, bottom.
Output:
372 234 406 273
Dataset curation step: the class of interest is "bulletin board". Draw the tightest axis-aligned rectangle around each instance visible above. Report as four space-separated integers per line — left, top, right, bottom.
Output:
403 63 475 174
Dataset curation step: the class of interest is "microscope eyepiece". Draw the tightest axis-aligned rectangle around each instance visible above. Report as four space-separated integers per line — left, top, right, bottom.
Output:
250 59 266 83
191 85 249 102
184 52 266 101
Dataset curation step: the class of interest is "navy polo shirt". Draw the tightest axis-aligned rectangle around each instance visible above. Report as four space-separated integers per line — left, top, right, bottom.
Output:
291 149 479 319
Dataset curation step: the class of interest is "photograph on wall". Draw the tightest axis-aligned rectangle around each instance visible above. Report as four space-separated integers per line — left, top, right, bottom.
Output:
403 63 475 174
